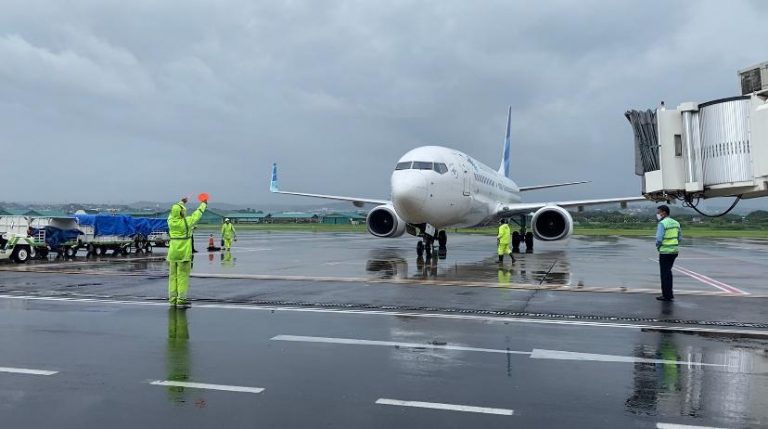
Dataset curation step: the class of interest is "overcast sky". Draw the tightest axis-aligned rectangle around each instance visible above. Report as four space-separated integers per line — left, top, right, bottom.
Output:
1 0 766 209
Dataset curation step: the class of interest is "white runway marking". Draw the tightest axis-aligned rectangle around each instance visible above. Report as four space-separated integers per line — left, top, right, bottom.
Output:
272 336 730 367
1 294 767 338
657 423 730 429
148 380 264 394
648 258 748 295
271 335 531 355
530 349 726 367
0 366 58 376
375 398 514 416
674 266 748 295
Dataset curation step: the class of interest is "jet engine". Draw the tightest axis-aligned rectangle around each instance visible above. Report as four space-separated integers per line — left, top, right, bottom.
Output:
531 205 573 241
366 204 407 238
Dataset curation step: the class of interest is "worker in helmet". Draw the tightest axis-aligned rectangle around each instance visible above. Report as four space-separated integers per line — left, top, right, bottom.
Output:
167 196 207 308
497 219 515 263
221 218 236 251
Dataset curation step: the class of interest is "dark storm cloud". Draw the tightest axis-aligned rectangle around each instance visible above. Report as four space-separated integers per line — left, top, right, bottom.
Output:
0 0 765 207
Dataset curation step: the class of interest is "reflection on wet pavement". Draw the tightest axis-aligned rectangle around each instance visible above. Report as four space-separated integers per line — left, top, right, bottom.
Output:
167 308 192 405
625 332 768 426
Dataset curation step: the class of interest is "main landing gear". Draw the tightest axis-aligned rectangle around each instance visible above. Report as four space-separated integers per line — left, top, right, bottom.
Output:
510 215 534 253
415 226 447 260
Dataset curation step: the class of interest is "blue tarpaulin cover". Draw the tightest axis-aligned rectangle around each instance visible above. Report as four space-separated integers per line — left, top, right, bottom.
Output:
133 218 168 236
30 227 83 248
74 215 167 237
74 215 136 236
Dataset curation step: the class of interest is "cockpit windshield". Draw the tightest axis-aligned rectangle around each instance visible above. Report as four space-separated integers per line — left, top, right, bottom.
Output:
394 161 448 174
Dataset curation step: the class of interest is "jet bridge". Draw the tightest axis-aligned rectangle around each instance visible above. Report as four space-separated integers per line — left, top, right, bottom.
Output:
626 62 768 212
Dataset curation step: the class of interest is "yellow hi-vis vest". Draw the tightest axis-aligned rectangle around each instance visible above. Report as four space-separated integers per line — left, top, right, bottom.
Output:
659 217 680 254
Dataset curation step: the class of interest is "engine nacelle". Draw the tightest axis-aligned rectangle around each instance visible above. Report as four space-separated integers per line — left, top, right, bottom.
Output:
531 205 573 241
366 205 407 238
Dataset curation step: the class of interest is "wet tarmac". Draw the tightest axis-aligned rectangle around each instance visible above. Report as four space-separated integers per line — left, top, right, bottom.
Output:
1 232 768 427
0 297 767 428
5 232 768 295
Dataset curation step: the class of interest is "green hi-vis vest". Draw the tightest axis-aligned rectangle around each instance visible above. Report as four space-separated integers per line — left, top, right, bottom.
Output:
659 217 680 254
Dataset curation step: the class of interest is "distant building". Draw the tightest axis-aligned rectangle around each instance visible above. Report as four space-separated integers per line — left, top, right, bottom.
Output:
225 212 269 224
321 212 367 225
155 208 227 224
269 212 319 224
0 208 31 216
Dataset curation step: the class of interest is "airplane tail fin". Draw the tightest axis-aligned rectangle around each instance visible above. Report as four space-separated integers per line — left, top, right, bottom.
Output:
498 106 512 178
270 163 279 192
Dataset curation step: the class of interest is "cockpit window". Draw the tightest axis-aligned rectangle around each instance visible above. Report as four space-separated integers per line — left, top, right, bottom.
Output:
412 161 433 170
395 161 412 170
433 163 448 174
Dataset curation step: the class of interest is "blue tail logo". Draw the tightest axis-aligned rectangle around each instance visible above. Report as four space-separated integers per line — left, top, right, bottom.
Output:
499 106 512 178
270 163 279 192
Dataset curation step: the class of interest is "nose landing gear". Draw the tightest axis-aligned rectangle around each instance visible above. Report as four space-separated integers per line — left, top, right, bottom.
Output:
415 226 447 260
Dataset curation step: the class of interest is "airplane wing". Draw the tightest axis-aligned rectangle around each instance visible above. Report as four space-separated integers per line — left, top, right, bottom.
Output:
492 196 648 220
518 180 590 192
269 163 389 206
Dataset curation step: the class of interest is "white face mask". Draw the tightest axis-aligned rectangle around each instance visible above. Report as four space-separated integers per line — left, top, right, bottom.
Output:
656 213 663 221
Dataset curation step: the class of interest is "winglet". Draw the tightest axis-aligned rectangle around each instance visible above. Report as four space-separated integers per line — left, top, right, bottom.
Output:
498 106 512 178
270 163 279 193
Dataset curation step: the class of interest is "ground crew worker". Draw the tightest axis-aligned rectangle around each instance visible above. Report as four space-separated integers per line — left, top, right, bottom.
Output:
221 218 236 251
167 196 207 308
497 219 515 263
656 204 681 302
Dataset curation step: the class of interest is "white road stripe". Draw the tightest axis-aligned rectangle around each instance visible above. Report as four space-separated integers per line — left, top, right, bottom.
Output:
148 380 264 394
657 423 730 429
271 335 531 355
273 336 730 367
0 366 58 376
530 349 727 367
376 398 514 416
1 294 767 338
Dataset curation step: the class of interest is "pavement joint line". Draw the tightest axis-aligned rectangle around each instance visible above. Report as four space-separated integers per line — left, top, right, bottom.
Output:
272 335 731 367
2 268 765 297
656 423 730 429
148 380 264 394
375 398 514 416
0 366 58 376
1 294 767 335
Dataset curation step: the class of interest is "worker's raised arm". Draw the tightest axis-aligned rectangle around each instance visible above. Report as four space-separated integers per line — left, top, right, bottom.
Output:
186 202 207 228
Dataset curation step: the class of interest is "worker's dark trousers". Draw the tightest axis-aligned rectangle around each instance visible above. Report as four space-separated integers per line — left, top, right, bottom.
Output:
659 253 678 299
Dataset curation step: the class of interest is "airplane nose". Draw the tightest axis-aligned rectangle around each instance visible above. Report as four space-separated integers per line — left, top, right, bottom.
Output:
391 172 428 222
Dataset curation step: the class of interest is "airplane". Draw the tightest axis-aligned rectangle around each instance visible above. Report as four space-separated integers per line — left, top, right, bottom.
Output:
270 107 646 258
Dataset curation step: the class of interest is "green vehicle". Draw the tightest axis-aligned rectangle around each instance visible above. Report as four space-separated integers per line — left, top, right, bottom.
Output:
0 233 35 263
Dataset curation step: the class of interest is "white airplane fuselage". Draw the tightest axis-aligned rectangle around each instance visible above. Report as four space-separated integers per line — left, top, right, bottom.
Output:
391 146 521 229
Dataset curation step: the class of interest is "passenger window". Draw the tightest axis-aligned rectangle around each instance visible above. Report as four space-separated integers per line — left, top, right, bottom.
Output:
433 163 448 174
395 162 412 170
413 161 433 170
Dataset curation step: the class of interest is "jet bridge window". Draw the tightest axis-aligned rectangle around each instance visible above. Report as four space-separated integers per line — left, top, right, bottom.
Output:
433 163 448 174
412 161 433 170
395 161 412 170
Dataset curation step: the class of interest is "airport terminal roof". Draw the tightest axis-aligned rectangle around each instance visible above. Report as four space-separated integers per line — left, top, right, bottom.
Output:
270 212 319 219
0 207 32 216
225 212 269 219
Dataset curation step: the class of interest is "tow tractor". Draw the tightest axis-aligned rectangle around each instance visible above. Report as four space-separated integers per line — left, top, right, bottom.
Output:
0 232 36 263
